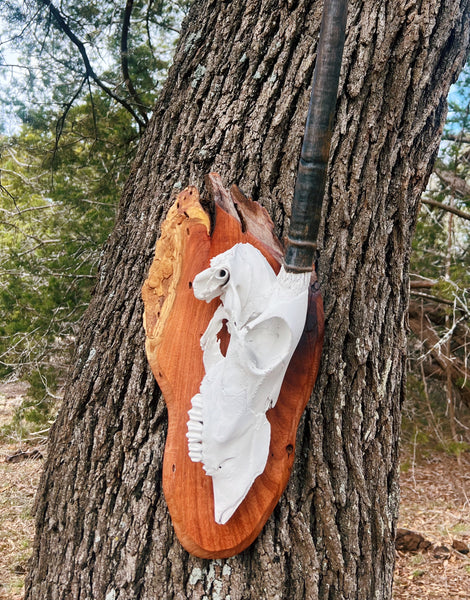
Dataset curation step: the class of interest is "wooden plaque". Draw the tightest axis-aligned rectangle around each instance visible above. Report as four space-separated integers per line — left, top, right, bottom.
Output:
142 174 324 558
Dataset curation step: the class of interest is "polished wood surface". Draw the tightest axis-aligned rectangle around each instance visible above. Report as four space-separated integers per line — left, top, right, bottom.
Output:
142 176 324 557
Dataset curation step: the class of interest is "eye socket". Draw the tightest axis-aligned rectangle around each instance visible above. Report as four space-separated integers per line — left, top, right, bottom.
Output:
215 268 230 284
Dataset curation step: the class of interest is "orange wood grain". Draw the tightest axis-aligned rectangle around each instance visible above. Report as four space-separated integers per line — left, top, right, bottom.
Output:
142 185 324 558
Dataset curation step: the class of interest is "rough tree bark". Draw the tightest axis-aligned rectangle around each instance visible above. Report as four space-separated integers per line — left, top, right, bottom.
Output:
26 1 470 599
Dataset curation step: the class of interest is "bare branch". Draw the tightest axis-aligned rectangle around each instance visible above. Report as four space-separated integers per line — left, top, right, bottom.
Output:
0 205 54 216
433 165 470 199
421 197 470 221
0 269 95 279
76 198 115 207
85 76 99 141
55 77 87 153
409 280 470 315
145 0 157 59
441 132 470 144
36 0 147 131
0 165 46 187
0 219 59 245
0 63 42 72
410 290 456 307
121 0 150 123
0 183 15 200
145 0 181 37
409 301 470 409
410 279 437 289
0 7 42 48
16 240 62 256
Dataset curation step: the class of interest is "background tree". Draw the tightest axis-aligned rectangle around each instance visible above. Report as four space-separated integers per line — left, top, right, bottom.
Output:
407 60 470 454
0 0 188 419
18 0 470 598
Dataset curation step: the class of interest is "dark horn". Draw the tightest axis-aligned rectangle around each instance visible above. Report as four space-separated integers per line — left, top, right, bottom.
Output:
284 0 348 273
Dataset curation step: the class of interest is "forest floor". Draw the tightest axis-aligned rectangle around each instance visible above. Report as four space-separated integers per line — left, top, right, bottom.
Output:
0 381 470 599
0 381 43 600
394 452 470 599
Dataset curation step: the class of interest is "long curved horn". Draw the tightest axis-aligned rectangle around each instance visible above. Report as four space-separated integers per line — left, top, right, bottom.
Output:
285 0 348 273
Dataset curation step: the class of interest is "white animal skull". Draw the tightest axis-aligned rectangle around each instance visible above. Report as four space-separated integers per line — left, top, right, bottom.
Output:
187 243 309 524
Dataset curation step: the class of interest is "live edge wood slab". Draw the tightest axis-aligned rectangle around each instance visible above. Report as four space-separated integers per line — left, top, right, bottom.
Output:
142 173 324 558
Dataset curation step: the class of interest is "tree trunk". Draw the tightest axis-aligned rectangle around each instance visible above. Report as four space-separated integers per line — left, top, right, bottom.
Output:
26 1 470 599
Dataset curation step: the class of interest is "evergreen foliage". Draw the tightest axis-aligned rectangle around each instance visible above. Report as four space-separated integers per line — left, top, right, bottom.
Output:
0 1 469 450
0 0 188 408
406 60 470 451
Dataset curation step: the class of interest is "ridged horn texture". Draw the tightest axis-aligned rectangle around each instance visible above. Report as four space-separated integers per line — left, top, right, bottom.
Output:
284 0 348 273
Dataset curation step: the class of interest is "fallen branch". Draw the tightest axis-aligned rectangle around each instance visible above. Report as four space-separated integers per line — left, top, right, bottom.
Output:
5 449 44 463
410 279 437 289
410 290 455 307
409 300 470 409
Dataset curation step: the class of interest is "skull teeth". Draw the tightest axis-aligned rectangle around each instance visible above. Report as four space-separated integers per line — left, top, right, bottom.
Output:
188 407 202 421
187 393 205 466
187 420 203 433
191 395 203 409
